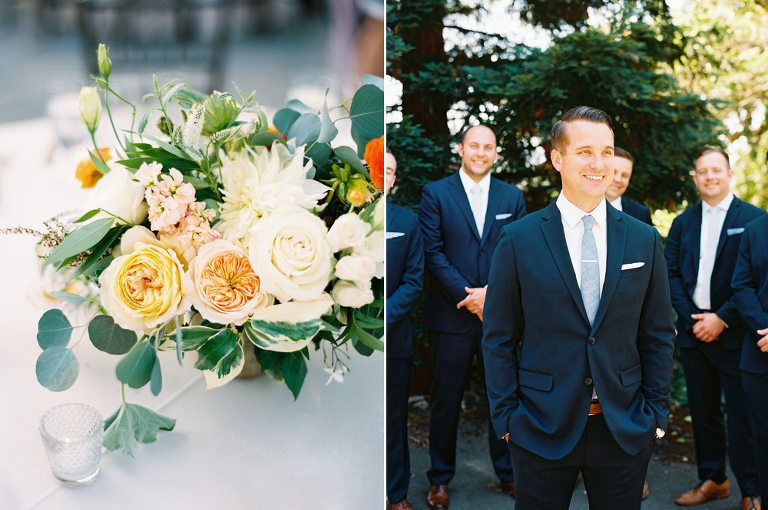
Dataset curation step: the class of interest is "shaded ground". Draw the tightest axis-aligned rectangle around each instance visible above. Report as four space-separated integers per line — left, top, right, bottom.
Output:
401 394 740 510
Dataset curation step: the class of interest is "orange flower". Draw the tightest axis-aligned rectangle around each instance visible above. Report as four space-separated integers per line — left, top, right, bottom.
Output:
364 136 384 189
75 148 112 188
268 125 288 141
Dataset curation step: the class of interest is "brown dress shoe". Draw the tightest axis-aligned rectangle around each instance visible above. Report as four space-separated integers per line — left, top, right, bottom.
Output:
387 500 414 510
674 478 730 506
427 485 449 510
741 497 761 510
642 480 650 500
500 480 516 498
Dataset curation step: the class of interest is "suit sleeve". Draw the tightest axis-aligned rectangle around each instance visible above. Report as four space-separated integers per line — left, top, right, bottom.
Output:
664 216 698 334
418 183 473 304
641 207 653 227
638 231 676 432
513 190 528 221
482 226 523 440
731 225 768 335
386 214 424 327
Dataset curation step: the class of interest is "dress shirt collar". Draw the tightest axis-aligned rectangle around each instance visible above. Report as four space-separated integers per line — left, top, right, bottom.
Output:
557 193 608 230
610 196 622 211
701 193 734 215
458 169 491 197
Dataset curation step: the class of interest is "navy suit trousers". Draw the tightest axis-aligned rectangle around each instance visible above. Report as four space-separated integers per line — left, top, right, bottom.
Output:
679 343 759 496
427 324 513 485
386 356 413 502
742 370 768 503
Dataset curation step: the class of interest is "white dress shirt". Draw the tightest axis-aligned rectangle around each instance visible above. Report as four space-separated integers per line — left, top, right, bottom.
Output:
610 196 623 211
693 193 733 310
556 193 608 293
459 169 491 235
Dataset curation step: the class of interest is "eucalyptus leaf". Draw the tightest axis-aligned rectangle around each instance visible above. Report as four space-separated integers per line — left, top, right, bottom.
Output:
46 217 114 267
273 109 301 135
333 146 368 177
284 99 315 114
362 74 385 90
89 315 138 354
281 353 307 400
317 91 338 144
49 291 87 304
250 132 288 148
116 340 157 389
150 357 162 396
287 114 321 147
36 347 79 391
350 124 371 158
306 141 332 164
37 309 73 349
349 84 384 140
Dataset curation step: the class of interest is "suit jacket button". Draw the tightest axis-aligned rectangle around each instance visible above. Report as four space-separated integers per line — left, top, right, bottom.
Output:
584 377 593 385
589 337 596 344
480 251 485 256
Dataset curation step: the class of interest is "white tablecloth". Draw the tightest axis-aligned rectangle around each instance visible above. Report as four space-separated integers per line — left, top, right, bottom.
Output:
0 118 385 509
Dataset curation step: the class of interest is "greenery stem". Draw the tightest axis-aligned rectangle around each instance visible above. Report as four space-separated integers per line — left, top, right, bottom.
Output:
89 132 109 168
104 89 127 157
325 181 341 205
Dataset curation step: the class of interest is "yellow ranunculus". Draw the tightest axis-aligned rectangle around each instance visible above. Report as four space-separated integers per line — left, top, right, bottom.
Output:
99 229 193 334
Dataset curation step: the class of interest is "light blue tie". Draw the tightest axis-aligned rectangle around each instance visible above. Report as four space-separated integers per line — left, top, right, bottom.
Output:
581 215 600 325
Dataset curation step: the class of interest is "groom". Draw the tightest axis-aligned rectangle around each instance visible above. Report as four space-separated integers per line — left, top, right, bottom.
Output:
482 106 675 510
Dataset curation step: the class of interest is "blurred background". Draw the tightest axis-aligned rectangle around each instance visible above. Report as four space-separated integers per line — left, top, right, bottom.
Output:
0 0 384 123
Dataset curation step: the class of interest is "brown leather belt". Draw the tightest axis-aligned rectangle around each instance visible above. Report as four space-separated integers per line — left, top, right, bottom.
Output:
589 402 602 415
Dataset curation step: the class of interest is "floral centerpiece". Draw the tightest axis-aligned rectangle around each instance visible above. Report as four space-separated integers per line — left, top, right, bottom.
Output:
31 45 385 456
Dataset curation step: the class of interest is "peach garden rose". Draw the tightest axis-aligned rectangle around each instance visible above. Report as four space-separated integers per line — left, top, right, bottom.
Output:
99 226 193 334
188 239 270 326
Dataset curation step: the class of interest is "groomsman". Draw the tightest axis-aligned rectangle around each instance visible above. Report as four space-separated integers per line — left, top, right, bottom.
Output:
605 147 653 226
418 124 526 510
386 149 425 510
731 151 768 510
664 146 763 510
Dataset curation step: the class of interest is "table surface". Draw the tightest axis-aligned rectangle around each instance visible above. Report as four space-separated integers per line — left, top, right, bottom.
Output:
0 117 385 509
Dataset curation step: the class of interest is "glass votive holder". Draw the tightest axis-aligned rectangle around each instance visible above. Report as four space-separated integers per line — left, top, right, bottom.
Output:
39 403 104 487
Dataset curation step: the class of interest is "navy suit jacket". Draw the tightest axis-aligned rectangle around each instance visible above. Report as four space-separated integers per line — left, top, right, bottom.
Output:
731 214 768 374
418 171 527 334
621 197 653 226
665 197 766 350
386 201 425 359
482 201 675 460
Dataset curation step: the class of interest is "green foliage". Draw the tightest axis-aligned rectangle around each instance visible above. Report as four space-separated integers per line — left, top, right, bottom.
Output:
244 319 322 351
103 402 176 457
116 340 157 389
194 329 243 378
349 84 386 140
37 309 73 348
36 347 79 391
253 348 308 400
45 217 114 267
88 315 138 355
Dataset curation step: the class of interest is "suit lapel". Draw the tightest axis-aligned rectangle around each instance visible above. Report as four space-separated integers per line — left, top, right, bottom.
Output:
480 178 500 248
715 198 740 263
591 206 626 333
540 202 590 325
691 204 702 275
447 172 481 240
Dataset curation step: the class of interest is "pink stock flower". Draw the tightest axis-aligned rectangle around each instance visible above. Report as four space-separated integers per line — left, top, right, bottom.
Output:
135 161 163 187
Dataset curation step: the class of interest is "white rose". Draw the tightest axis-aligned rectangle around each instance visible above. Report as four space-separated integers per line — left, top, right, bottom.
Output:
87 166 148 225
331 280 374 308
325 213 371 253
335 254 376 283
352 230 384 278
249 210 333 303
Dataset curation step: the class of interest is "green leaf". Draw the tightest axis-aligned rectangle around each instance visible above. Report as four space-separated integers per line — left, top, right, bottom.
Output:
81 255 113 280
162 83 185 107
142 135 190 160
354 323 383 351
349 84 384 140
88 148 112 175
194 329 241 377
169 326 219 351
150 357 162 396
253 347 282 372
306 141 332 164
250 131 288 148
37 309 73 348
273 108 301 135
362 74 385 90
281 353 307 400
36 347 79 391
352 336 375 356
245 319 322 352
61 224 125 285
202 92 239 136
334 146 368 178
174 87 208 109
138 109 154 135
89 315 138 354
46 217 114 267
287 113 321 147
103 402 175 456
49 291 86 304
116 340 157 389
350 124 371 158
174 317 183 366
284 99 316 114
72 209 102 224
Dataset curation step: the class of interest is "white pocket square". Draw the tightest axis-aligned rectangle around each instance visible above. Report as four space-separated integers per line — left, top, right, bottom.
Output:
496 213 512 220
727 227 745 236
621 262 645 270
386 232 405 239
